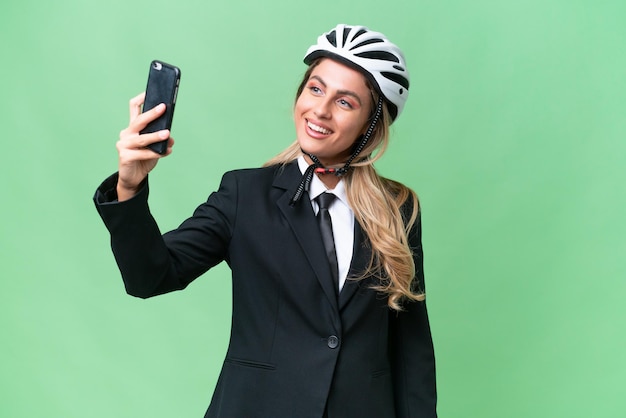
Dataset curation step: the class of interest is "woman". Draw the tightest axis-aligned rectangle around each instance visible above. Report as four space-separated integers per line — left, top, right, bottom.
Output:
94 24 437 418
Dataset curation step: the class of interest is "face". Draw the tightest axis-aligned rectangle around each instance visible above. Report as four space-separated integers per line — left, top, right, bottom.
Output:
294 58 373 167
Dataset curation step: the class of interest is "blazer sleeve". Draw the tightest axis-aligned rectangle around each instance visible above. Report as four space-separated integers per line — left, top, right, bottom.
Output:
93 171 237 298
389 209 438 418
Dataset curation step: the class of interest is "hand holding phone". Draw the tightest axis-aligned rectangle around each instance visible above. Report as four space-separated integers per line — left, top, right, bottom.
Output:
140 60 181 154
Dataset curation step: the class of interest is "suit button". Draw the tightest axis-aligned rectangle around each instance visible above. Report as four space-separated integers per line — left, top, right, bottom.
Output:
327 335 339 349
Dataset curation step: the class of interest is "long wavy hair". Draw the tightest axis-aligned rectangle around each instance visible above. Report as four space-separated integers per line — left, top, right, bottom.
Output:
265 59 424 310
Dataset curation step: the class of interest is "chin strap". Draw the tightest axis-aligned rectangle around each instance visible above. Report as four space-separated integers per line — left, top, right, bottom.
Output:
289 96 384 206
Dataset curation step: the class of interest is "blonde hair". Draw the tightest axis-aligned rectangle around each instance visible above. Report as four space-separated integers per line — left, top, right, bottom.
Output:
265 60 424 310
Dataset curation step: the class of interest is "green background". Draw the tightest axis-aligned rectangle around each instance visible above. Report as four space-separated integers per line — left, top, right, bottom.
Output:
2 0 624 417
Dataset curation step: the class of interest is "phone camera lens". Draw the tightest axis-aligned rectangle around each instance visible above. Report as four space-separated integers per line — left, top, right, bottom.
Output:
153 62 162 70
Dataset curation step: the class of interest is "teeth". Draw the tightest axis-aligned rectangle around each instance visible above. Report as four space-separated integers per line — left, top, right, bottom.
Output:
308 121 332 135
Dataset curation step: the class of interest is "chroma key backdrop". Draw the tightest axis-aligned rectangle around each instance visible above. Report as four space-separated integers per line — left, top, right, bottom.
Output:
1 0 625 417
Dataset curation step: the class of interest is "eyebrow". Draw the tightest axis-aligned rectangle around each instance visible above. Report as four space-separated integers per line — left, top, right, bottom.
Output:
309 75 363 106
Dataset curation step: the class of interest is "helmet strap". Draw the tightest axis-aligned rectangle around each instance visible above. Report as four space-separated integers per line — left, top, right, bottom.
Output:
335 95 384 176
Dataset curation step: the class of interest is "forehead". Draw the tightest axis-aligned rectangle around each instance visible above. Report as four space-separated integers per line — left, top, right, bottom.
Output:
309 58 370 94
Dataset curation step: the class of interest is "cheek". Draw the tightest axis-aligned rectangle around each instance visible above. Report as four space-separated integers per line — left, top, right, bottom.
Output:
294 94 310 114
344 115 369 136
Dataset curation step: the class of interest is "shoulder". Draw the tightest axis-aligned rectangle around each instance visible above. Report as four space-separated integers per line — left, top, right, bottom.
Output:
218 163 285 187
216 161 299 195
223 162 295 181
223 164 280 178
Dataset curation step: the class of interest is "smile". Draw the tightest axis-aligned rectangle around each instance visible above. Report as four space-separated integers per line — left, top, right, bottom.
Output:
307 120 333 135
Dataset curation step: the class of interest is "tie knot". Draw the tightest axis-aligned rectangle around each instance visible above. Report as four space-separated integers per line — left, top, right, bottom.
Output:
316 192 336 210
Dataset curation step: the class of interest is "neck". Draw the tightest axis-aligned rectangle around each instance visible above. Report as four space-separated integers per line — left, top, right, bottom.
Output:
303 154 341 189
317 172 340 189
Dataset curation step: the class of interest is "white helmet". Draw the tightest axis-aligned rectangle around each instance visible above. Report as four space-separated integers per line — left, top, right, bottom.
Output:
304 24 410 121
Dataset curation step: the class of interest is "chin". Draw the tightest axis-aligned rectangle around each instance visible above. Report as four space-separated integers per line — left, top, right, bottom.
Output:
297 139 321 156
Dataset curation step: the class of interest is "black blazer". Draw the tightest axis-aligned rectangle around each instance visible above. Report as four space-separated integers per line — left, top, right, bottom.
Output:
94 161 436 418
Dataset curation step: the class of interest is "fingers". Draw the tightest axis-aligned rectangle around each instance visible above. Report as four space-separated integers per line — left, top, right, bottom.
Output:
129 92 146 121
119 128 170 149
120 93 173 154
128 92 167 133
117 146 164 164
163 136 175 155
129 103 167 133
117 135 174 162
116 95 175 197
158 136 175 154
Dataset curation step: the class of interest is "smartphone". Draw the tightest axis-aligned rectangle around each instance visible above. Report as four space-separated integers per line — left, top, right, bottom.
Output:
140 60 181 154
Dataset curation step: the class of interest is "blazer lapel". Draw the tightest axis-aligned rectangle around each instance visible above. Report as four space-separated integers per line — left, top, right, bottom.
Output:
339 220 372 310
273 162 340 314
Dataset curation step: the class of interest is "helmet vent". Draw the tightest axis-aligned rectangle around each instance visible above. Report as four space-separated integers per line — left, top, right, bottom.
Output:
393 65 405 71
341 28 351 45
354 28 368 38
326 30 337 47
355 51 400 63
351 38 384 50
381 71 410 89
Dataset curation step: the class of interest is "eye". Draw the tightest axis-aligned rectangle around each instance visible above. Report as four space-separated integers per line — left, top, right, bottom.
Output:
308 85 323 95
337 98 354 109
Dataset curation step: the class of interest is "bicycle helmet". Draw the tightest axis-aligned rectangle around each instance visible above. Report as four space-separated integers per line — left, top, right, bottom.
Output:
303 24 410 121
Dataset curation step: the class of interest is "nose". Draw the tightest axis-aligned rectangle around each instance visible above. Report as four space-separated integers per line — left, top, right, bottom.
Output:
313 98 332 119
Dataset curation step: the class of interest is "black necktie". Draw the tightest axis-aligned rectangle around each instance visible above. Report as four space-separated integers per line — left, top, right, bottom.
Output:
316 193 339 292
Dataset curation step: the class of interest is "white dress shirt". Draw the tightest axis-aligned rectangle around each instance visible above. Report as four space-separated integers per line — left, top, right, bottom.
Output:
297 156 355 292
